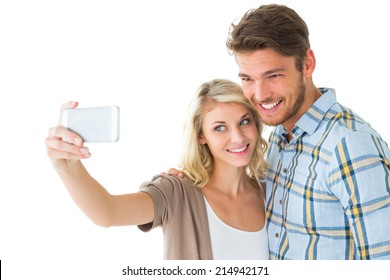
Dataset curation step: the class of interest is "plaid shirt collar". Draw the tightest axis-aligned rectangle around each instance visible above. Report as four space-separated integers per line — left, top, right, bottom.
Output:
274 87 337 149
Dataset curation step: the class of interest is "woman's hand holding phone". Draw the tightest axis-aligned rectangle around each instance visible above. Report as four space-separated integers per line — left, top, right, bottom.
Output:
45 101 91 172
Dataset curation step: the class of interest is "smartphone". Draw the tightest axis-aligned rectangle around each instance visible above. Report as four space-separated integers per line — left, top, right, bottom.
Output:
62 106 120 143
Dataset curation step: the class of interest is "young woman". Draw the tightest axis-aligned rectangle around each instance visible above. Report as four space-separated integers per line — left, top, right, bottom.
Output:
45 79 269 260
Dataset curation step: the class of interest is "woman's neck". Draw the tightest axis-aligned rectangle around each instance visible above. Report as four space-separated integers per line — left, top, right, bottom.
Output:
205 165 252 197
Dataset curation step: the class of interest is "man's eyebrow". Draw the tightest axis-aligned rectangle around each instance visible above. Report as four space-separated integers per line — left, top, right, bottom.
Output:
238 72 251 78
238 68 286 78
263 68 286 77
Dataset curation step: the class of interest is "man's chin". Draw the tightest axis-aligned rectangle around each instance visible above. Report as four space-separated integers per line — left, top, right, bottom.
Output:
259 116 283 127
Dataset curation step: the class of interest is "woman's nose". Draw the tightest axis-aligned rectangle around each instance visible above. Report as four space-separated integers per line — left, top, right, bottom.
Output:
230 127 245 143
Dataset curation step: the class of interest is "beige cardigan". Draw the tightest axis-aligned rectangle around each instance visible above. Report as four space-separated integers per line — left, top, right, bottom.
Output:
138 174 213 260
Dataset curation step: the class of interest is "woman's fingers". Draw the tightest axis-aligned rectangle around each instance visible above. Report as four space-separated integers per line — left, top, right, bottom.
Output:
48 126 83 145
46 137 90 159
58 101 78 125
46 126 90 159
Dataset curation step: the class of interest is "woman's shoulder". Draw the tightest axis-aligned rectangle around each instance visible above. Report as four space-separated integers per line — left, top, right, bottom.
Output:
151 173 193 185
141 174 201 195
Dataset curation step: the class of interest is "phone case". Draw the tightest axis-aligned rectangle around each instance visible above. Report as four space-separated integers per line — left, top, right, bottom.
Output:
62 106 120 142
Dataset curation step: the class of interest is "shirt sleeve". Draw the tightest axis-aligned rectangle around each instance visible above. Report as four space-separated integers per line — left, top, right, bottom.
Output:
137 174 181 232
327 131 390 259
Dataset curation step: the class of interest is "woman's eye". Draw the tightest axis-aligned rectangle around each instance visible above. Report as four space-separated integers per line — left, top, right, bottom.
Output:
215 125 226 132
240 118 250 126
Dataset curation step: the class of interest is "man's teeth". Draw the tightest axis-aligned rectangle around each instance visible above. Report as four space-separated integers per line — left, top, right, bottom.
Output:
261 101 281 109
228 145 248 153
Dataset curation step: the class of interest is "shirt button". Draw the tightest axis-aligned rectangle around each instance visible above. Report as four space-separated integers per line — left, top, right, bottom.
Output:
275 233 280 238
282 168 288 173
279 200 282 205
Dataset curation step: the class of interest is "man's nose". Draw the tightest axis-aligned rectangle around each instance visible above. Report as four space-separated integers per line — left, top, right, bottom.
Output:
253 80 270 101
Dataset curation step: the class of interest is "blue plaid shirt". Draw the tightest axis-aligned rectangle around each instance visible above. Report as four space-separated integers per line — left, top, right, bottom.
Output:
266 88 390 259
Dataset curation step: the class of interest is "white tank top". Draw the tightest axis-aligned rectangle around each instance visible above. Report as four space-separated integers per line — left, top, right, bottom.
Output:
204 197 269 260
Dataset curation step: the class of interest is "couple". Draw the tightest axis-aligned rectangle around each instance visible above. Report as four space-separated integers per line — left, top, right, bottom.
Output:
45 4 390 260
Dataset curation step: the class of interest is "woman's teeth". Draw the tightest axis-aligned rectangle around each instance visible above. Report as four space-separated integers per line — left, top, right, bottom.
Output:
228 145 248 153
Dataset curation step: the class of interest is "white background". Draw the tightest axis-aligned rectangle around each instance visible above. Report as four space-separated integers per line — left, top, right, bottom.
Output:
1 0 389 279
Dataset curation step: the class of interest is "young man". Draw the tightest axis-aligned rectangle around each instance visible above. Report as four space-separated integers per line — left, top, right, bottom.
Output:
226 4 390 259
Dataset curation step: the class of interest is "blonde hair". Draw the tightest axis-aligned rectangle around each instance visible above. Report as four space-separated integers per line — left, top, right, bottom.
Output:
180 79 268 187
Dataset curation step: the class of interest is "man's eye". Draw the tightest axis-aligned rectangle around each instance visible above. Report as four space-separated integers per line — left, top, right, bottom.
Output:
269 74 282 79
240 77 252 82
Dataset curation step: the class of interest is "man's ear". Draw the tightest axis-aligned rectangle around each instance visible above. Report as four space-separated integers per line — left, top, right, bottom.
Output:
198 134 206 145
304 48 316 77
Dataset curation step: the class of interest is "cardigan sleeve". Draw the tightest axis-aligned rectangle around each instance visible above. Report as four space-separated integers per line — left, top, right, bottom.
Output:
138 175 175 231
136 174 213 259
137 174 186 232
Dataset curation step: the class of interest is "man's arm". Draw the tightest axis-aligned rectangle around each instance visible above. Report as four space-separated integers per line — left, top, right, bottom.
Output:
328 132 390 259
